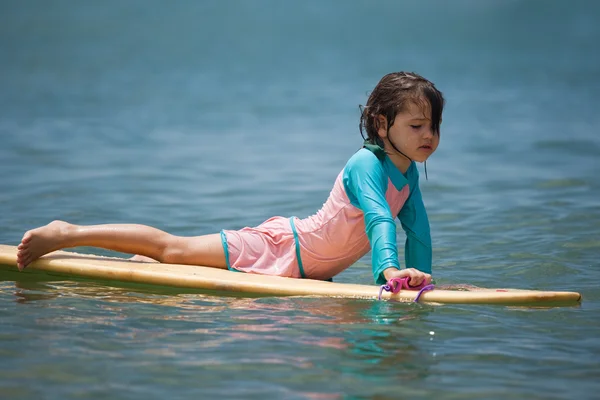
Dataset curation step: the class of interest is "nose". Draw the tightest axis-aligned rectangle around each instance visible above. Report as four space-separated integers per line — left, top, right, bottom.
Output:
423 128 434 139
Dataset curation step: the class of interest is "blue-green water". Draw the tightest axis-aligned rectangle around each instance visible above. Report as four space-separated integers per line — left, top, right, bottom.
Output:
1 1 599 398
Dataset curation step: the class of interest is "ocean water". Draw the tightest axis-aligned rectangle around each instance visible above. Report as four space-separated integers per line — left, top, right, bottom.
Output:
1 0 599 398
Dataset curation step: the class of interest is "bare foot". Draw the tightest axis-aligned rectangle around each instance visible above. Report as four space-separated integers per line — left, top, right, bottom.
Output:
129 254 159 263
17 220 74 271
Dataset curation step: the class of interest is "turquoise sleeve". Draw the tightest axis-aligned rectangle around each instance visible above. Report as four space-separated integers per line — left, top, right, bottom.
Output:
342 150 399 285
397 170 432 274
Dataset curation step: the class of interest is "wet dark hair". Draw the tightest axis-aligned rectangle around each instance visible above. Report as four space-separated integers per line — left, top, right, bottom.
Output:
359 72 445 146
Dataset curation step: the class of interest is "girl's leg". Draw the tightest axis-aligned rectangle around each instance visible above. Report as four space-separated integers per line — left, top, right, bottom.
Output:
16 220 227 271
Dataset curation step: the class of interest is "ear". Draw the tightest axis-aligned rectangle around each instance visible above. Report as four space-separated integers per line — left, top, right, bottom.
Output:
376 115 388 139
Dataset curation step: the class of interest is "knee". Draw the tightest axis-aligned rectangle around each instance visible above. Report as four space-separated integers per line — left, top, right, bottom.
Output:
159 236 186 264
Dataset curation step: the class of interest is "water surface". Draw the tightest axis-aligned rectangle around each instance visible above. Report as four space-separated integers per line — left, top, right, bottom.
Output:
1 1 599 398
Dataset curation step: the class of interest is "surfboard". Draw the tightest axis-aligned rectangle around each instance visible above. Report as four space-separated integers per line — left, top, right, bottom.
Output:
0 244 581 305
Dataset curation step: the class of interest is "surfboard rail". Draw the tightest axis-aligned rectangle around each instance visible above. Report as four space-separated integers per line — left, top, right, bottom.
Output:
0 245 582 305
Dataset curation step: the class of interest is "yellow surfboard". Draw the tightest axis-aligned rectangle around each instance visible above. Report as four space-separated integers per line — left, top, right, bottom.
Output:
0 244 581 305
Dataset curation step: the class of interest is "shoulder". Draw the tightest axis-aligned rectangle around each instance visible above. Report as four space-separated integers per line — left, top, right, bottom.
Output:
345 148 385 174
342 148 388 202
342 149 390 207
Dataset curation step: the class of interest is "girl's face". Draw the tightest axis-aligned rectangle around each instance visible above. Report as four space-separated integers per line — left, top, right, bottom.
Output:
377 101 440 171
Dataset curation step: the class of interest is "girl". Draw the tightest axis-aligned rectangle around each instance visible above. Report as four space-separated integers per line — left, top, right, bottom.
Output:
17 72 444 287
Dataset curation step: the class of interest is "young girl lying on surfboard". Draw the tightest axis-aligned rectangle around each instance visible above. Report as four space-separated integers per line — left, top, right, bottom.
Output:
17 71 444 287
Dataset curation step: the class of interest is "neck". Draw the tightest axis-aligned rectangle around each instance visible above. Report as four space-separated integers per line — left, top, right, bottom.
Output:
381 138 412 173
386 151 412 174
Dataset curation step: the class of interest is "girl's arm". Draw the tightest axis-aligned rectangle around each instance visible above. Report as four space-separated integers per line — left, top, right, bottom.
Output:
397 174 432 275
343 150 399 284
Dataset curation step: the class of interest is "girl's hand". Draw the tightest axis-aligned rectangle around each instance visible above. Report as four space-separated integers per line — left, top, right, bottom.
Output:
383 267 432 287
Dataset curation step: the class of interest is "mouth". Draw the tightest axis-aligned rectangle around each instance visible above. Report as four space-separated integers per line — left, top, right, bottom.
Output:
419 144 433 151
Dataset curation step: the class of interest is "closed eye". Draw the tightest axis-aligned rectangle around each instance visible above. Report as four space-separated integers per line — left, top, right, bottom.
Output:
410 125 422 129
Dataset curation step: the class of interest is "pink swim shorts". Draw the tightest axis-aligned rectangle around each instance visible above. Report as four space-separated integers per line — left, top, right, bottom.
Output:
220 216 303 278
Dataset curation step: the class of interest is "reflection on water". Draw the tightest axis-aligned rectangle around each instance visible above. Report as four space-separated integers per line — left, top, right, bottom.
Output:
2 278 439 397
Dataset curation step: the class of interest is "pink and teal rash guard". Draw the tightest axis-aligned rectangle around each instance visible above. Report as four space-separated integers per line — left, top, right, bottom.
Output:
292 144 432 284
220 144 432 284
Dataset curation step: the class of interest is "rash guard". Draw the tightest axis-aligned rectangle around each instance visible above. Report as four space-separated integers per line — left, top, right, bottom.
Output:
342 145 432 283
221 144 433 284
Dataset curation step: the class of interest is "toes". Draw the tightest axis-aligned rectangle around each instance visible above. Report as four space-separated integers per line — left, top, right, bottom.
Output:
21 232 32 244
17 251 32 271
21 257 31 270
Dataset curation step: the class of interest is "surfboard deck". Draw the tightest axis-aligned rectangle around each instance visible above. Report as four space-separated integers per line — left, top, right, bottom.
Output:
0 245 581 305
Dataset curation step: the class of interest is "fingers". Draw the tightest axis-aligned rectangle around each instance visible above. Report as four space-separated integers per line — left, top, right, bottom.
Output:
384 267 433 286
422 272 432 285
406 268 423 286
405 268 432 286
